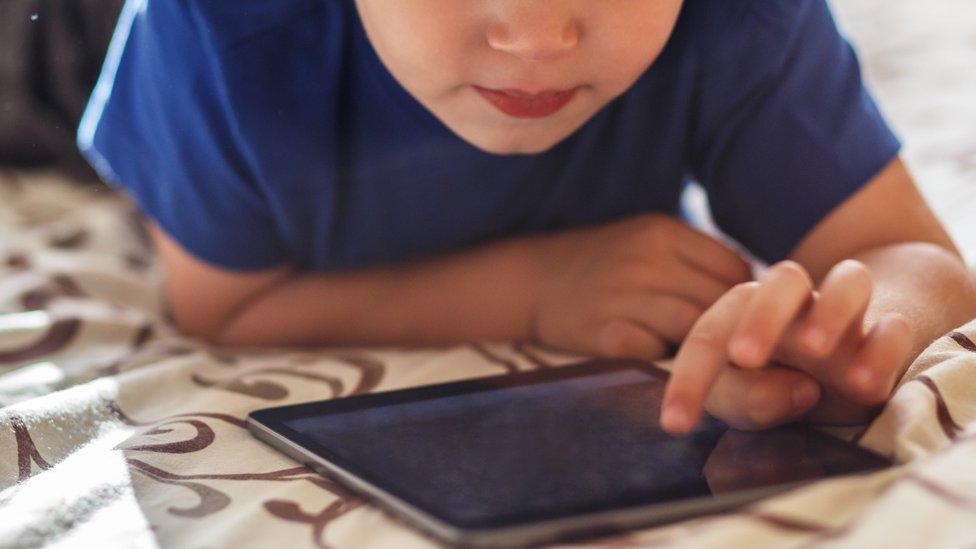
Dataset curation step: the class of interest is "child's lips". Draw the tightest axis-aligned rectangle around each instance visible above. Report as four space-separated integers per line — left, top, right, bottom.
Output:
473 85 579 119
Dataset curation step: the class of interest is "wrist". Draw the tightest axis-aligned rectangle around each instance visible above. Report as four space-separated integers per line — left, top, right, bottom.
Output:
522 232 559 344
521 227 585 346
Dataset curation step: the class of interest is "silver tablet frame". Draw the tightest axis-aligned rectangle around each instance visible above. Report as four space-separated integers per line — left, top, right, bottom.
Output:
248 415 849 548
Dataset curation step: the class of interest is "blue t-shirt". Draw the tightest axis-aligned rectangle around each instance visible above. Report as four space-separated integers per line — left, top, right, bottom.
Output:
79 0 899 272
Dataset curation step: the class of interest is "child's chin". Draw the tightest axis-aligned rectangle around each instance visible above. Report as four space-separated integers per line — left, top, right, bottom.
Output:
455 124 580 156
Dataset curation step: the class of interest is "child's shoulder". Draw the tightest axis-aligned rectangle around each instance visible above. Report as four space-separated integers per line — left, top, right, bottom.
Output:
679 0 838 89
149 0 343 52
686 0 825 45
690 0 820 23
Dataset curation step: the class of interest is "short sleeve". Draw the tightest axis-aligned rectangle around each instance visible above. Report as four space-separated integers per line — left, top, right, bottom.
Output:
692 0 900 263
77 0 291 270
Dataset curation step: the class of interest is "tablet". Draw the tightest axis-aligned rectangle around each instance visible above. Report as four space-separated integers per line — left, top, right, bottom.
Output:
247 359 889 547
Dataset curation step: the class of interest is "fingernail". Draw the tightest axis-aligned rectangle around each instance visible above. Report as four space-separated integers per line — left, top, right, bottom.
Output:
850 366 874 388
731 338 762 366
661 404 690 433
792 381 820 410
804 328 827 352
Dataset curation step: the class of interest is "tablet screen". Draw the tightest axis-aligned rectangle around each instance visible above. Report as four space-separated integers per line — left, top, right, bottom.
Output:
272 364 887 529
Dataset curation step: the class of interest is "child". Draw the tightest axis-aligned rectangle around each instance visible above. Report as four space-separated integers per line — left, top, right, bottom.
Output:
79 0 976 434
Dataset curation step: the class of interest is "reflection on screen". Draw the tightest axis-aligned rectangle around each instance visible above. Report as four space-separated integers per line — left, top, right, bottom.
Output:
285 368 884 528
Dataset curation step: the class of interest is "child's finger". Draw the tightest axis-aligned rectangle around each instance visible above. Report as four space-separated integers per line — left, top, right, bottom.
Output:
673 228 754 286
728 261 814 369
842 313 914 406
704 364 821 431
594 318 670 360
798 260 872 358
661 282 758 434
643 260 737 310
604 292 703 344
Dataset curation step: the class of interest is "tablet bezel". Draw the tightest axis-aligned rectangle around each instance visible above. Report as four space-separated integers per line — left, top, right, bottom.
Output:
246 359 890 547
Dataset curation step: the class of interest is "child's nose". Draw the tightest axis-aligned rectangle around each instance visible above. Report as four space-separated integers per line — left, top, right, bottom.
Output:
486 7 581 61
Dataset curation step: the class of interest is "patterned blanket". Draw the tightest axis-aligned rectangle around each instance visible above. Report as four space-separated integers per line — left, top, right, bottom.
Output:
1 173 975 549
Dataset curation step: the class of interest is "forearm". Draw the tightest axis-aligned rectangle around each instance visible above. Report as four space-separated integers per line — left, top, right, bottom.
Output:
853 242 976 363
212 233 551 348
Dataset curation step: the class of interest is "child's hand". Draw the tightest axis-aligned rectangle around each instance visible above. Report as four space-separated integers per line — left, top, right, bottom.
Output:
660 260 916 434
533 214 753 359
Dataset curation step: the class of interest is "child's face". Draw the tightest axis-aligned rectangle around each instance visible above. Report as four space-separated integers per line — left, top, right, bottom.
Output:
355 1 685 154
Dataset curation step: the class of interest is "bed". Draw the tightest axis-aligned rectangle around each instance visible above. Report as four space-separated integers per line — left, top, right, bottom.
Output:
2 0 976 546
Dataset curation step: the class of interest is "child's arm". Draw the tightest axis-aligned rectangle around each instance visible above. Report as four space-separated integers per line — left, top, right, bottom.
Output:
152 213 752 352
662 158 976 433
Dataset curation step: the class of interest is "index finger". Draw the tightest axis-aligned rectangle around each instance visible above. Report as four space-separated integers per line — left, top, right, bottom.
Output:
661 282 758 434
673 226 754 285
728 261 814 369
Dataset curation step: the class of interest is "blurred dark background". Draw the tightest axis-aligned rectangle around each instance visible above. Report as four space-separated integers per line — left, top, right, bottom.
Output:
0 0 123 180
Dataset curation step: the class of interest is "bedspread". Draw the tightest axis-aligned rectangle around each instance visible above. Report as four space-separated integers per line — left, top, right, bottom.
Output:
1 174 975 549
